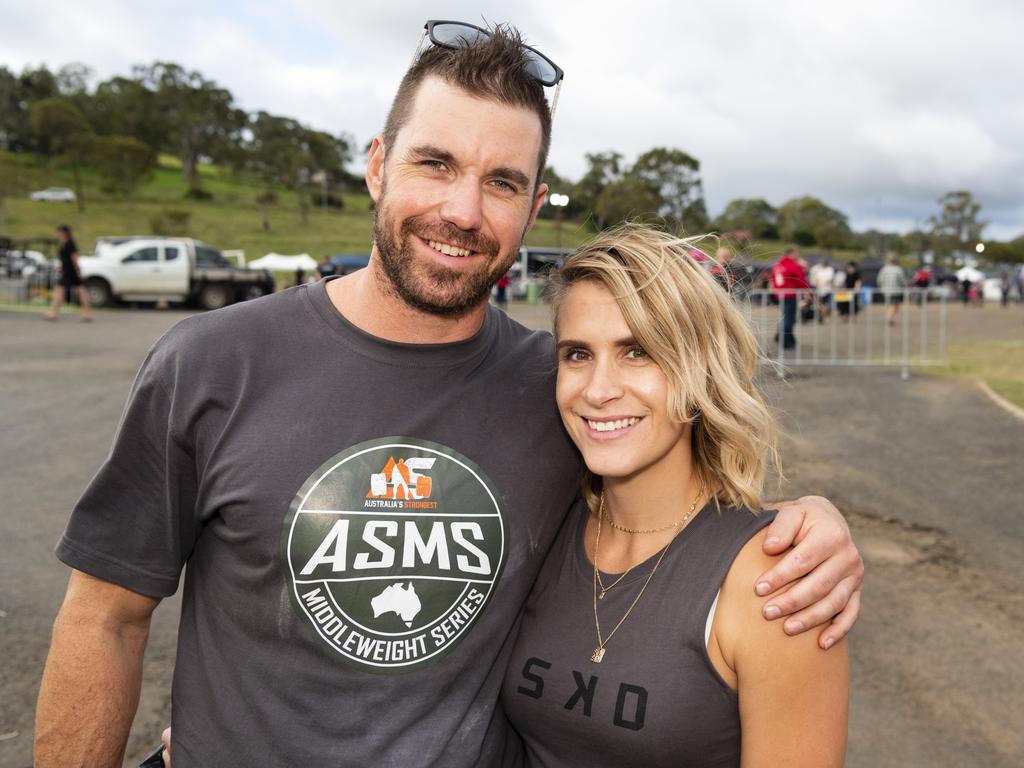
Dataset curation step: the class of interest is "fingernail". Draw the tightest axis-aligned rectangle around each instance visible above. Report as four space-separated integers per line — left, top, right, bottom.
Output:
763 605 781 620
785 619 804 634
822 638 834 650
755 581 772 595
765 536 781 547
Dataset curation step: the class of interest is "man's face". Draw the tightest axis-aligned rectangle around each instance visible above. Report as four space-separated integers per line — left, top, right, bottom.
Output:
367 77 548 316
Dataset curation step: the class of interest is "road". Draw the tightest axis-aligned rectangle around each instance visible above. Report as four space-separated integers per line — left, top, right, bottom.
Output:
1 298 1021 767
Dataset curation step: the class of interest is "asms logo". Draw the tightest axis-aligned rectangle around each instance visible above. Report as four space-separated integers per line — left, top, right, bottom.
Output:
282 437 507 674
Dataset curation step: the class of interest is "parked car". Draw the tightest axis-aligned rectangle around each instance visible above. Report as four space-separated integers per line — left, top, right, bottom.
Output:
508 245 574 299
328 253 371 276
79 236 274 310
29 187 76 203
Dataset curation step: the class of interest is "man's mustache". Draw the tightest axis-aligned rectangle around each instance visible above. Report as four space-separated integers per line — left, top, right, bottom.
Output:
401 217 501 258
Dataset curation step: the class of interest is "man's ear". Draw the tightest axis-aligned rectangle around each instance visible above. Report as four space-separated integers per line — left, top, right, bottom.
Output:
526 182 549 232
366 136 386 203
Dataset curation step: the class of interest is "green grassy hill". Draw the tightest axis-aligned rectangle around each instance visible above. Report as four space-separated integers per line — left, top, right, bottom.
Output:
0 152 593 259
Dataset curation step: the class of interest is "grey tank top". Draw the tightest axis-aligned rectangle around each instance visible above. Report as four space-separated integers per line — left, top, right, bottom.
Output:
501 498 776 767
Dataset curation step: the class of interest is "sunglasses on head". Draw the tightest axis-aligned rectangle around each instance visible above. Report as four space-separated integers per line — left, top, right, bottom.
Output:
411 19 564 118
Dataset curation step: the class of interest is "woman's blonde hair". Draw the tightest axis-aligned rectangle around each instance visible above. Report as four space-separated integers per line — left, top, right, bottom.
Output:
549 223 778 512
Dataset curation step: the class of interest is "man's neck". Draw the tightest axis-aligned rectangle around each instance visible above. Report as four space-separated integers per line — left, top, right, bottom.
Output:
325 261 489 344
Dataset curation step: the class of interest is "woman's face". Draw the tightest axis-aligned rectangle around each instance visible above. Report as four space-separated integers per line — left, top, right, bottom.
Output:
555 281 690 481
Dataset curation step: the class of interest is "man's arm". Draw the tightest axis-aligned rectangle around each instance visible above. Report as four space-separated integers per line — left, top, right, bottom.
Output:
35 569 161 768
756 496 865 649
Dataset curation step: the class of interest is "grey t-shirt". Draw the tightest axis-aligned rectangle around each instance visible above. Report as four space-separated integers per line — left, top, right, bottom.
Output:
501 500 775 767
57 280 581 766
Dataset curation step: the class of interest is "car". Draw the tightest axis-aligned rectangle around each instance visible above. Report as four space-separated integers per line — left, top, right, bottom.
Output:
29 187 77 203
327 253 371 276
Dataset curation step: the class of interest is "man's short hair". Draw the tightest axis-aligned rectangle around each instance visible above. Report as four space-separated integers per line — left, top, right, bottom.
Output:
382 23 553 190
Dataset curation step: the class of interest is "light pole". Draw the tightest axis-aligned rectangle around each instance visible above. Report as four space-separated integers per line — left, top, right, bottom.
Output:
549 193 569 248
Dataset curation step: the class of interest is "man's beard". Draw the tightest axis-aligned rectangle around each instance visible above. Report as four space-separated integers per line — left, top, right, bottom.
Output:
372 197 522 317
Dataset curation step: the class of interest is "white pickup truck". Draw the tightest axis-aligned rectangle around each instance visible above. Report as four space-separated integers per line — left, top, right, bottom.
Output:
79 237 275 310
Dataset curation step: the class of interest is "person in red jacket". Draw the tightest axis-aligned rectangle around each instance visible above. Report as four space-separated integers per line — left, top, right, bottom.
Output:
772 246 809 350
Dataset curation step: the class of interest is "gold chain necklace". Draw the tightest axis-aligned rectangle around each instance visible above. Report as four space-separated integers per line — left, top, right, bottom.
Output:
590 486 704 663
605 484 705 534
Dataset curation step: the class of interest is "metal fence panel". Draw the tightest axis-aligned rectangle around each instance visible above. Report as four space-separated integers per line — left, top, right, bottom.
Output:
744 289 947 378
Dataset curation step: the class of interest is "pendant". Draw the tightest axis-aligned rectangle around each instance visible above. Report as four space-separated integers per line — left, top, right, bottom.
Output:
591 647 606 663
599 590 606 600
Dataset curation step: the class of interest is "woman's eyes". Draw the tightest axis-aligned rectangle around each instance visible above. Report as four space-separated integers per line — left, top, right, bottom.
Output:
560 346 649 363
562 348 590 363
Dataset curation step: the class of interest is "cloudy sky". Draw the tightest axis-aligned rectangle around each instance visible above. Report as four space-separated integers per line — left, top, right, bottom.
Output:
4 0 1022 238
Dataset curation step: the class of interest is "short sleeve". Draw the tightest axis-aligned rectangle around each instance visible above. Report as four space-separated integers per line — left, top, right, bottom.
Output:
56 333 200 597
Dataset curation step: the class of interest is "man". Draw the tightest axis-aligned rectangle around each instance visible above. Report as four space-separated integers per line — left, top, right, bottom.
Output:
35 22 863 767
771 245 809 349
810 257 835 321
43 224 93 322
876 254 908 326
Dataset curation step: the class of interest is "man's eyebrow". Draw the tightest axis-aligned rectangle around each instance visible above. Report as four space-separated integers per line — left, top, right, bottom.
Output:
408 145 457 165
490 166 531 190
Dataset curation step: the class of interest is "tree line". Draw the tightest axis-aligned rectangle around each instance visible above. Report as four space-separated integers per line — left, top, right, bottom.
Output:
0 62 354 224
2 62 1019 261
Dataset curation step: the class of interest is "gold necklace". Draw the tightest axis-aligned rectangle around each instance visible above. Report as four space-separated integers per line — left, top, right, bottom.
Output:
590 486 704 663
593 496 639 599
605 484 705 534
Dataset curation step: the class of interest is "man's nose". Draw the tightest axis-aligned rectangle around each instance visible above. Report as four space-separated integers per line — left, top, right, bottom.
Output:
439 176 484 231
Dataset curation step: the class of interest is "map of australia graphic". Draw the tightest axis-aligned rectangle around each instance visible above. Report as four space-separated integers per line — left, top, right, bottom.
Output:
371 583 422 627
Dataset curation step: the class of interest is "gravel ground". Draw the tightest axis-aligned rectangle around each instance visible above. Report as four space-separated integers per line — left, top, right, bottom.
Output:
1 298 1021 767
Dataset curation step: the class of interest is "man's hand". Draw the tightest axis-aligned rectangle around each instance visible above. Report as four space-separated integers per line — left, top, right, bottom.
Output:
757 496 864 650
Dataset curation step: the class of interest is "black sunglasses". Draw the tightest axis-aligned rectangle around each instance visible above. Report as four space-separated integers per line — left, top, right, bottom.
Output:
419 19 564 87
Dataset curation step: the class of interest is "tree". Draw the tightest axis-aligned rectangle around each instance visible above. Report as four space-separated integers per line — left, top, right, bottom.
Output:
928 191 986 263
29 97 93 210
777 196 851 248
713 198 778 239
246 112 351 229
89 76 164 160
593 176 662 229
137 62 245 194
626 147 707 232
572 151 623 223
93 135 154 197
0 67 28 151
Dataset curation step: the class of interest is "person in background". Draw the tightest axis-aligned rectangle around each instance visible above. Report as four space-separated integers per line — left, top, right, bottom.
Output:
43 224 93 322
835 261 862 320
495 271 511 309
810 258 835 322
876 255 908 326
709 246 735 291
771 246 808 349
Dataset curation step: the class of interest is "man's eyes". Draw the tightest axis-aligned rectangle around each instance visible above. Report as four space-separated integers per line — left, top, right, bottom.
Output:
488 179 517 193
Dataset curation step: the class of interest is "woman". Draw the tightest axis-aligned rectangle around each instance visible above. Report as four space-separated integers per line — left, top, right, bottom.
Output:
44 224 94 322
502 225 848 767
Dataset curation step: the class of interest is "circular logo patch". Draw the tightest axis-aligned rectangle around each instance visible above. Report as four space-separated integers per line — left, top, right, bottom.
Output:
282 437 507 673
